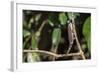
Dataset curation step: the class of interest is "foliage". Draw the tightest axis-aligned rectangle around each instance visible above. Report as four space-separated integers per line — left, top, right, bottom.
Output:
52 28 61 45
23 10 91 62
83 16 91 52
23 29 30 38
67 12 80 19
59 12 68 25
31 35 38 49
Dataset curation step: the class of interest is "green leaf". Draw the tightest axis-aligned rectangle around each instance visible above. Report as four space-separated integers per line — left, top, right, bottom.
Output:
35 31 41 37
48 20 54 26
35 13 42 22
31 35 38 49
23 30 30 38
27 53 34 62
67 12 80 19
32 53 40 61
52 28 61 45
67 12 73 19
31 34 40 62
27 53 40 62
59 12 67 25
74 13 80 17
28 17 34 29
83 16 91 52
23 21 27 28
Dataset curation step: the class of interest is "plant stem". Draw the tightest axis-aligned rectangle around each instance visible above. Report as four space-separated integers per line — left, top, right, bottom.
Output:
23 20 48 49
23 49 81 58
38 20 48 32
23 36 31 49
49 44 59 61
71 13 86 60
73 24 86 59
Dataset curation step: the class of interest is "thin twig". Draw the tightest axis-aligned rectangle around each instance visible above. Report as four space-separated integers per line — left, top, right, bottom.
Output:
24 20 48 49
59 52 81 57
23 50 58 57
71 13 86 60
49 44 59 60
73 24 86 59
23 36 31 48
38 20 48 32
23 50 81 58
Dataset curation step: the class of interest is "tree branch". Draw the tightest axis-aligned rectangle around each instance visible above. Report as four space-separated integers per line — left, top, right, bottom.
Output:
38 20 48 32
71 13 86 60
23 50 81 58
